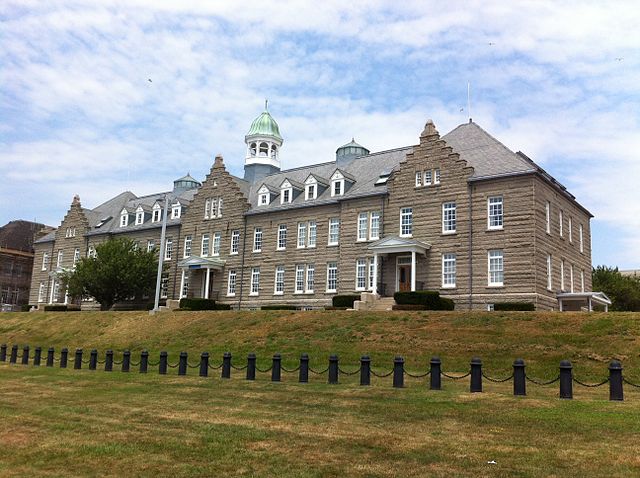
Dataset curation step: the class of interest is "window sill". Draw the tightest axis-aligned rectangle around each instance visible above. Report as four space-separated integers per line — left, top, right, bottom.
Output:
226 293 236 297
441 231 456 236
273 292 284 296
327 243 339 247
487 227 503 232
325 290 337 294
276 248 286 251
252 250 262 253
441 285 456 290
249 293 259 296
229 252 238 256
399 235 413 239
304 291 314 295
294 291 304 295
486 284 504 289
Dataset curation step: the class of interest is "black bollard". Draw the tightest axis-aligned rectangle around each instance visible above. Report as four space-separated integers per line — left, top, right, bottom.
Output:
222 352 231 379
299 353 309 383
159 351 168 375
430 357 442 390
74 348 83 370
393 356 404 388
140 350 148 373
178 351 187 376
122 350 131 372
271 353 281 382
199 352 209 377
559 360 573 399
34 347 42 366
609 360 623 401
328 355 339 384
513 359 526 396
21 345 30 365
246 353 256 381
470 357 482 393
46 347 54 367
10 345 18 364
105 350 113 371
60 348 68 368
89 349 97 370
360 355 371 386
0 344 6 362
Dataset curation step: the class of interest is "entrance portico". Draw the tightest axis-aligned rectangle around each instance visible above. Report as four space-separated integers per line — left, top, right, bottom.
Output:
368 236 431 295
177 256 226 299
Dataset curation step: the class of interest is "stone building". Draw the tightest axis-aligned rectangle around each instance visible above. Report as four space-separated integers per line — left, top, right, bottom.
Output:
30 107 608 311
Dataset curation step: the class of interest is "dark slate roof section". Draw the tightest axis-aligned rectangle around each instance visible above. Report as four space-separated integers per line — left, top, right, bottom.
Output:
442 122 535 179
231 175 251 197
0 220 50 251
34 230 56 244
245 146 412 214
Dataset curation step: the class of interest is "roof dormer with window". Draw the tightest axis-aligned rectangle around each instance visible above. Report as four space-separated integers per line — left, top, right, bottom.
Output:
152 202 162 223
330 169 355 197
119 208 131 227
304 174 329 201
257 184 277 206
171 201 182 219
135 205 146 225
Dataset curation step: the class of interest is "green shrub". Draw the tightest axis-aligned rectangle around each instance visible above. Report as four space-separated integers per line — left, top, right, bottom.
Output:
43 304 74 311
437 297 455 310
179 298 218 310
394 290 440 307
261 305 297 310
213 303 231 310
21 304 34 312
493 302 535 311
332 295 360 308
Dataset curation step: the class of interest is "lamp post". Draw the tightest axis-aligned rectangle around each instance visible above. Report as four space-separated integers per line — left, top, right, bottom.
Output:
151 194 169 314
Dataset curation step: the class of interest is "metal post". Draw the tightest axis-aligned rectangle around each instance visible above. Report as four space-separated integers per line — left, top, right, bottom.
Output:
0 344 6 361
47 347 54 367
271 353 281 382
513 359 526 396
159 351 168 374
328 355 339 384
105 350 113 371
199 352 209 377
393 356 404 388
122 350 131 372
60 348 68 368
246 353 256 381
34 346 42 366
140 350 149 373
559 360 573 399
10 345 18 364
178 351 187 376
360 355 371 386
90 349 97 370
21 345 30 365
299 353 309 383
470 357 482 393
609 360 623 401
74 348 82 369
152 195 169 313
430 357 442 390
222 352 231 379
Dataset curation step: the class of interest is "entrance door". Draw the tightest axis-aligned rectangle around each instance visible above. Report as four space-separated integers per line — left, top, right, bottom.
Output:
398 265 411 292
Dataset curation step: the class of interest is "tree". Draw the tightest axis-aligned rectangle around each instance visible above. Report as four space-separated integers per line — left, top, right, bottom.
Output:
592 266 640 312
63 238 160 310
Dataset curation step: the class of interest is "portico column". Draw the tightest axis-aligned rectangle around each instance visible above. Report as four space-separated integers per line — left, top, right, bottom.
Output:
204 267 211 299
411 251 416 292
49 279 55 304
179 270 186 299
372 253 379 296
588 296 592 312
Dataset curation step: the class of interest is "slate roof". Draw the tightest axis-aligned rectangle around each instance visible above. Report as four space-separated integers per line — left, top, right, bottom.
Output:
0 220 50 252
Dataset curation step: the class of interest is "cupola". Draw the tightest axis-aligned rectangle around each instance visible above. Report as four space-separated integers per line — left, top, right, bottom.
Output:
335 138 369 166
173 173 201 192
244 100 284 183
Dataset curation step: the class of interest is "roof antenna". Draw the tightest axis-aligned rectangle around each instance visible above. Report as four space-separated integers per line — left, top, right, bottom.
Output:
265 98 268 111
467 81 472 123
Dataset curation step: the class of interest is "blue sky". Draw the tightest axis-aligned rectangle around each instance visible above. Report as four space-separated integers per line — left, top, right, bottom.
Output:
1 1 639 268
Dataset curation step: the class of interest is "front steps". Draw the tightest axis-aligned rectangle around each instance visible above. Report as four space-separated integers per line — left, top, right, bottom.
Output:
353 293 396 311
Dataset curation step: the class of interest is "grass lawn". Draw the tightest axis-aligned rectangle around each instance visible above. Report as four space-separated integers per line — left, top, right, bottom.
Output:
1 310 640 476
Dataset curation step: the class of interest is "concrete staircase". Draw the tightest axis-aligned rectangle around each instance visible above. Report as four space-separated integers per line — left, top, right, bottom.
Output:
368 297 396 311
353 293 396 311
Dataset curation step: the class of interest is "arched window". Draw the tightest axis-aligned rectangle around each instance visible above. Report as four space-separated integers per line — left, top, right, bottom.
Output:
250 143 257 156
259 142 269 157
271 145 277 159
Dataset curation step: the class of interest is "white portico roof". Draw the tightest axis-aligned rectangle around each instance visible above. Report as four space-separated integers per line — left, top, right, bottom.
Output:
177 255 226 270
556 291 612 306
367 236 431 255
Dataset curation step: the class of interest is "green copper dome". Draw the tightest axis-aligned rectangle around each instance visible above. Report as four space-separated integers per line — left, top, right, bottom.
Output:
246 105 282 141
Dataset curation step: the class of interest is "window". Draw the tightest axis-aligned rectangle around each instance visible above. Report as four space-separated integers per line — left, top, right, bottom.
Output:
579 224 584 253
559 210 564 237
400 207 413 237
442 202 456 233
152 205 161 223
442 253 456 288
184 235 192 258
281 185 292 204
370 212 380 240
488 196 503 230
212 232 221 256
326 262 338 293
545 202 551 234
231 230 240 255
120 212 128 227
259 193 269 206
160 273 168 299
357 213 368 241
560 260 565 291
331 172 345 197
253 228 263 252
205 197 222 218
356 259 367 291
181 271 190 298
165 239 173 260
424 170 432 186
328 218 340 246
201 234 210 256
277 225 287 250
73 248 80 266
227 270 237 296
135 210 144 225
308 221 317 247
171 204 181 219
217 198 223 218
368 260 375 290
581 269 585 293
487 304 495 311
415 171 422 187
547 255 552 290
42 252 49 271
297 223 307 248
434 169 441 184
57 250 63 268
147 240 155 252
306 184 316 200
568 217 573 243
88 246 96 258
488 250 504 286
274 266 285 294
250 268 260 295
38 282 45 302
259 142 268 156
295 265 305 293
204 199 210 219
306 265 315 293
249 142 257 156
570 264 574 293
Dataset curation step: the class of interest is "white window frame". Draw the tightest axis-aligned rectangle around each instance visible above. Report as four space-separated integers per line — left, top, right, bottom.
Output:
370 212 380 240
488 250 504 287
545 201 551 234
259 193 269 206
204 198 210 219
227 270 237 297
442 202 456 234
434 169 441 184
201 234 210 257
88 246 96 258
164 239 172 261
400 207 413 237
253 228 263 252
570 264 574 293
308 221 317 248
212 232 221 256
281 182 293 204
306 264 315 294
147 240 155 253
277 224 287 250
38 282 45 302
56 250 63 268
547 254 552 291
217 198 223 218
42 252 49 271
120 211 128 227
160 273 168 299
568 217 573 243
560 259 565 291
152 204 161 223
274 265 285 295
305 183 316 200
328 218 340 246
135 208 144 225
579 224 584 253
183 235 192 258
73 248 80 266
230 230 240 255
295 265 305 294
581 269 585 293
415 171 422 187
357 212 368 241
297 222 307 248
442 253 456 288
559 210 564 237
171 204 181 219
487 196 503 230
331 171 345 197
424 170 432 186
326 262 338 293
250 267 260 296
355 258 367 291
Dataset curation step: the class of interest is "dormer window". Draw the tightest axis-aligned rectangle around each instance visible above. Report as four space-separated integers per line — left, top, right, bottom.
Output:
152 204 162 223
330 169 353 197
306 184 316 200
120 209 129 227
135 206 144 225
280 180 293 204
259 193 269 205
282 189 291 203
257 184 272 206
171 203 181 219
